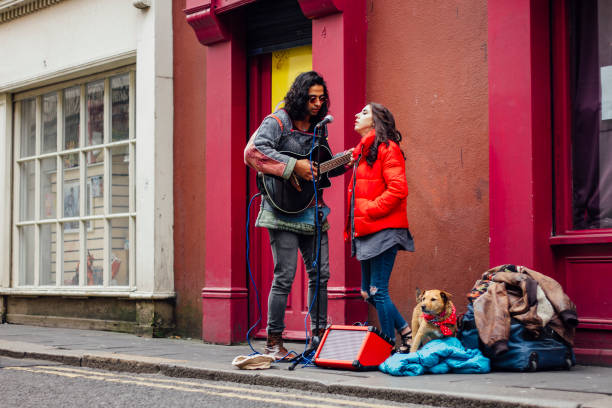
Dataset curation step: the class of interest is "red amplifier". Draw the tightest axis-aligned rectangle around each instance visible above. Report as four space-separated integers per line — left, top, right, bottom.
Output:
313 325 394 370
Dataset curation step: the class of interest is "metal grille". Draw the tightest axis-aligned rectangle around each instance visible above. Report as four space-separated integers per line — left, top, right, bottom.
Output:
317 330 365 361
246 0 311 55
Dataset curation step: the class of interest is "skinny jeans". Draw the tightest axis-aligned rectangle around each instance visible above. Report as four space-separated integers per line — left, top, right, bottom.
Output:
267 229 329 333
361 244 408 339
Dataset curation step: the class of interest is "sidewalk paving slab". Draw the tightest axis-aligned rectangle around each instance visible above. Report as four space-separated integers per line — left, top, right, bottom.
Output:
1 323 611 408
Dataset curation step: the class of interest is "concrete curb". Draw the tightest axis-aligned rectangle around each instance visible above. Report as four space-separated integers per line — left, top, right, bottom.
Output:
0 345 579 408
156 365 576 408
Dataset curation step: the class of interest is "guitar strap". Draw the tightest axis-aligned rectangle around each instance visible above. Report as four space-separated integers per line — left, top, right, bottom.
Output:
255 112 287 205
268 114 284 132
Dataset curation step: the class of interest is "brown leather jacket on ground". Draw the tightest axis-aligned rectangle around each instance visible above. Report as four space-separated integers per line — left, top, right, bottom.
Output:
471 265 579 356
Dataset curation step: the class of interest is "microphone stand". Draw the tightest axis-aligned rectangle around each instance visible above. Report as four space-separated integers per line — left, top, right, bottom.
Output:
288 122 326 370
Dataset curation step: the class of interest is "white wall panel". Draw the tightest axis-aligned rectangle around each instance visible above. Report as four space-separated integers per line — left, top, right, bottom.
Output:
0 0 174 297
0 0 142 91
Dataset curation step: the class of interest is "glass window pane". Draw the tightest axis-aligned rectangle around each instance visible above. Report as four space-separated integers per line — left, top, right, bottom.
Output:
62 223 80 285
63 154 80 221
42 93 57 153
86 81 104 146
40 158 56 219
19 225 35 285
88 147 104 165
19 160 35 221
85 227 103 286
64 86 80 150
110 218 129 286
40 223 57 285
13 71 136 290
62 152 80 170
569 0 612 229
13 72 137 291
110 145 129 214
87 150 104 216
133 146 136 212
111 74 129 142
20 98 36 158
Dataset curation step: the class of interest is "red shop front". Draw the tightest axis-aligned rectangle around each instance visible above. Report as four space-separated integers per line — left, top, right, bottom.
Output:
183 0 367 344
489 0 612 364
182 0 612 364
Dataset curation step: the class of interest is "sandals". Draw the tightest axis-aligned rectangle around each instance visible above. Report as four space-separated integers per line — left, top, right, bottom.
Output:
395 327 412 354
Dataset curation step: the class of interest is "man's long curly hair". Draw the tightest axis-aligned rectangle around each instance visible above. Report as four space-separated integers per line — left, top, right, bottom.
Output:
283 71 329 124
366 102 405 166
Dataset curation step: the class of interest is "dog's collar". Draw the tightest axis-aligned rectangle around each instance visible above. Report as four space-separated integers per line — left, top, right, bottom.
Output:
422 304 457 336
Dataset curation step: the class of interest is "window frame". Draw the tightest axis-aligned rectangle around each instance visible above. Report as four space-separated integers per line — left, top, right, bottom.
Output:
11 65 136 291
551 0 612 245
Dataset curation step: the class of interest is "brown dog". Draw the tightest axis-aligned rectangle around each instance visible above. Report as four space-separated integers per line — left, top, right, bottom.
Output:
410 289 457 353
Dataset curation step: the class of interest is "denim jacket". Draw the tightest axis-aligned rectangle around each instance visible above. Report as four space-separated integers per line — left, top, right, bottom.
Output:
244 109 345 234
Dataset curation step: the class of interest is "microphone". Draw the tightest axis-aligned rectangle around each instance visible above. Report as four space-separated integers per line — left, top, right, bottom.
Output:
315 115 334 128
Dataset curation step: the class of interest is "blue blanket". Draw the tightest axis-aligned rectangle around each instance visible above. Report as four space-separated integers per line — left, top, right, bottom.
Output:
379 337 490 376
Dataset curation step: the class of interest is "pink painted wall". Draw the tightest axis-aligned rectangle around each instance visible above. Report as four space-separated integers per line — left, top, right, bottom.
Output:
488 0 554 276
173 0 207 338
364 0 490 320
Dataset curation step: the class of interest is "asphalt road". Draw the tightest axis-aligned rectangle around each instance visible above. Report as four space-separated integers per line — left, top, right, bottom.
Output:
0 357 441 408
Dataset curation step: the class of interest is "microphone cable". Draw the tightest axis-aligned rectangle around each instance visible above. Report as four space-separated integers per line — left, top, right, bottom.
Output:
245 192 297 361
245 192 263 355
244 123 327 365
295 123 325 367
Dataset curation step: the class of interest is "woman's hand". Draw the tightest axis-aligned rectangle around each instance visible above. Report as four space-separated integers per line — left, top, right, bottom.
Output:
346 148 356 167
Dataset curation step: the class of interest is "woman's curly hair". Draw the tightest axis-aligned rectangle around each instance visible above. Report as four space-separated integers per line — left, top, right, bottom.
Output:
366 102 405 166
283 71 329 124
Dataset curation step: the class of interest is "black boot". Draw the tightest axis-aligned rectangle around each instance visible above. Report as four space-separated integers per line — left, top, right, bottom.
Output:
308 327 326 349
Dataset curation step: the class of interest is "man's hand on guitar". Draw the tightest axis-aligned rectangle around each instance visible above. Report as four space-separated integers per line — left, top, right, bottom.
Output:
294 159 318 181
259 145 349 213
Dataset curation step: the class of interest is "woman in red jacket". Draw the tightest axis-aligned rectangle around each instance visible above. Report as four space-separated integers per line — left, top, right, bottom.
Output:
347 102 414 352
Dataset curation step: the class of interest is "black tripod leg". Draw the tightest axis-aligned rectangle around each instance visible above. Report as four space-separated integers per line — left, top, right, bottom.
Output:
288 337 320 370
290 128 327 371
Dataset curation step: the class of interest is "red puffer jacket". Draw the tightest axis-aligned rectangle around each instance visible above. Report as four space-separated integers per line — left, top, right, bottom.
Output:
345 129 409 240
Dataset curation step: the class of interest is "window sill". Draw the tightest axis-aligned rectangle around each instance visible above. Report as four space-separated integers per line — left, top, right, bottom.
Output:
0 288 175 299
549 232 612 246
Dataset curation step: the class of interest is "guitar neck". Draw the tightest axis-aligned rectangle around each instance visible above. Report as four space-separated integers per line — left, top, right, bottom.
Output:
319 152 352 174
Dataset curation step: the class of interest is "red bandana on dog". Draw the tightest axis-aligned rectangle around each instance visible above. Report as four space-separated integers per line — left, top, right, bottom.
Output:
422 304 456 336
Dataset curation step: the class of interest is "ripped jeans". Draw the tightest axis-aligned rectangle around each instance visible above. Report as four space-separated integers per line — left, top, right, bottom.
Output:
360 245 408 340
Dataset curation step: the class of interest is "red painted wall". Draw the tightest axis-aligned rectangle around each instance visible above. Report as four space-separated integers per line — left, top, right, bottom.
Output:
364 0 490 320
201 14 250 344
311 4 369 334
173 0 207 338
177 0 489 339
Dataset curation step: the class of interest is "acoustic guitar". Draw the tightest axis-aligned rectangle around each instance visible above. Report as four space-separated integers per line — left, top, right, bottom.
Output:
257 146 353 214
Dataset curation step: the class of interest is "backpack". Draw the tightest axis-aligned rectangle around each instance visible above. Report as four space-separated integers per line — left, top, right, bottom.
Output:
459 303 575 372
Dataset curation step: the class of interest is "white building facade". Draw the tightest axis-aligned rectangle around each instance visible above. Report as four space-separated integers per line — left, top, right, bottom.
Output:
0 0 174 335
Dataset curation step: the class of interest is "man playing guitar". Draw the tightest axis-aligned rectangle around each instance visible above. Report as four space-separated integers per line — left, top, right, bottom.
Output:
244 71 352 360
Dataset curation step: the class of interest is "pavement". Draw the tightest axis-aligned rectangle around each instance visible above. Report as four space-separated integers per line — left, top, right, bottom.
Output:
0 324 611 408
